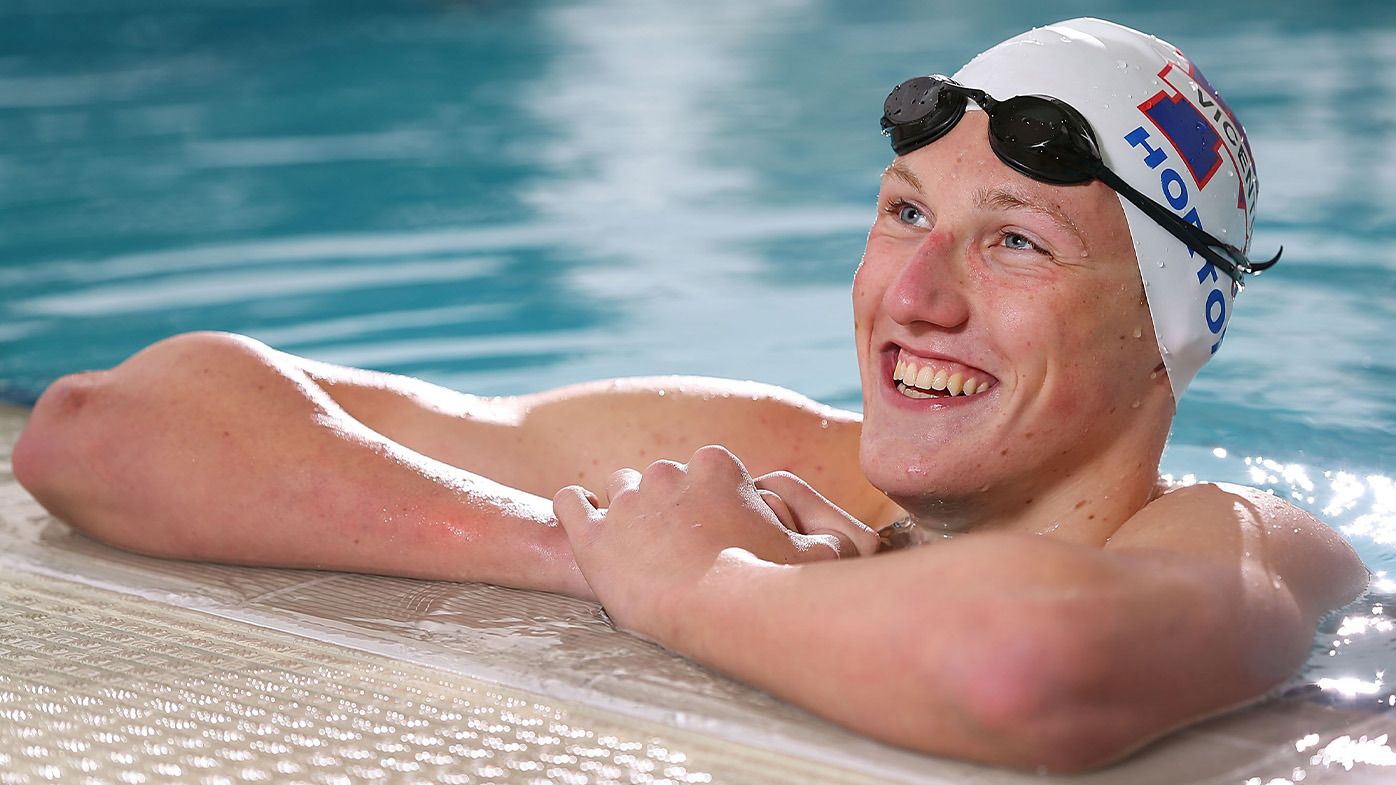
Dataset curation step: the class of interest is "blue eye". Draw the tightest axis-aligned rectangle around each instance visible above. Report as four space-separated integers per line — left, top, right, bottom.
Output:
887 200 930 228
1000 231 1043 253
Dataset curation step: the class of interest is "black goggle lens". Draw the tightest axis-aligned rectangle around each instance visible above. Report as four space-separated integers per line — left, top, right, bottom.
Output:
986 95 1102 185
881 76 966 154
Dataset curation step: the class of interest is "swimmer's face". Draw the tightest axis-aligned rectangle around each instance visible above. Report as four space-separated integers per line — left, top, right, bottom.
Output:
852 111 1172 517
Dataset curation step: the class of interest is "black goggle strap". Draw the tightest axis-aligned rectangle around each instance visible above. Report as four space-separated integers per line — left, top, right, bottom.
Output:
1093 166 1280 283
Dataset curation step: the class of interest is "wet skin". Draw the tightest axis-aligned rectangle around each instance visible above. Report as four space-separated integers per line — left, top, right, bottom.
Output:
853 110 1173 540
12 112 1370 772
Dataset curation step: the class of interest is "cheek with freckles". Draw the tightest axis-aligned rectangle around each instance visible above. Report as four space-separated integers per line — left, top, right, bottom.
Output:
851 261 888 363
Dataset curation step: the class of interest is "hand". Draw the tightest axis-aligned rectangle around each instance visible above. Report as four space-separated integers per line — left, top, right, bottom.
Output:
753 470 881 558
552 445 870 642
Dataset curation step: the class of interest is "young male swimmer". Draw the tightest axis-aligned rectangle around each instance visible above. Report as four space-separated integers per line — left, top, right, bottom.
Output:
11 18 1368 771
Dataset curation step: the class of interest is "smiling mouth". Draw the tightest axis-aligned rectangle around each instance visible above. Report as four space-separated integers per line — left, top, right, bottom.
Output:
892 350 997 400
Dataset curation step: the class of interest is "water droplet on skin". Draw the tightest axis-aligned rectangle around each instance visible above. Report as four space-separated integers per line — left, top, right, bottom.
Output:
819 418 829 429
1133 327 1143 339
1131 399 1141 409
657 389 666 397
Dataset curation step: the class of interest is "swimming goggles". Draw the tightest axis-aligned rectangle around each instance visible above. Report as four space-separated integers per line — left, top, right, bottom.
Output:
879 75 1280 283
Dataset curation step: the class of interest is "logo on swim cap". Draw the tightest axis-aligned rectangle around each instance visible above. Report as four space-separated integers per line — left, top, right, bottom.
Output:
1134 53 1258 243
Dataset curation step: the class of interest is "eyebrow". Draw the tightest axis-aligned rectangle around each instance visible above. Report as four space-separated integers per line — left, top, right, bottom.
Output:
883 161 924 193
973 186 1086 245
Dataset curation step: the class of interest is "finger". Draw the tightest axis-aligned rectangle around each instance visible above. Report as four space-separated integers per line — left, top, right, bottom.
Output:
808 523 879 558
640 459 685 487
758 489 796 530
793 532 855 561
816 531 859 559
689 444 750 482
754 471 881 557
605 468 642 505
553 485 603 534
753 470 813 501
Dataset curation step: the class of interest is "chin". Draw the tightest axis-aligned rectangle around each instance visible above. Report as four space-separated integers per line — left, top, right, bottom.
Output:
861 436 973 503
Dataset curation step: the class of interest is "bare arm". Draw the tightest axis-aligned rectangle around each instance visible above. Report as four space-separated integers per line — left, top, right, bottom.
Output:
554 451 1368 771
293 357 888 523
12 332 887 596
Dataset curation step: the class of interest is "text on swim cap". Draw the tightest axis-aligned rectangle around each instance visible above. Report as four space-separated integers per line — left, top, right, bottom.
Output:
1158 61 1259 235
1124 126 1229 354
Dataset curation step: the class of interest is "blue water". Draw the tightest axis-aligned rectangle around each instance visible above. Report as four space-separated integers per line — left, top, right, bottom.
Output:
1 0 1394 735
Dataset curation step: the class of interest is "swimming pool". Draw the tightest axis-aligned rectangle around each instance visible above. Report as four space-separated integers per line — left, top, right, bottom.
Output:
1 0 1393 778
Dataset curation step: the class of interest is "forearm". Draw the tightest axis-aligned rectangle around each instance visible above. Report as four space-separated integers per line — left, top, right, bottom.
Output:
653 535 1311 771
12 333 590 598
292 354 526 473
662 544 1049 767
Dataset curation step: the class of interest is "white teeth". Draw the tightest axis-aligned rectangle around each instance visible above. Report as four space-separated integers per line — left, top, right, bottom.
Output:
894 354 995 398
915 365 935 389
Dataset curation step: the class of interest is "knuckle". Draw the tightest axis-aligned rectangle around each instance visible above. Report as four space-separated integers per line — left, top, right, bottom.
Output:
691 444 735 464
642 459 684 483
755 470 803 491
690 445 743 477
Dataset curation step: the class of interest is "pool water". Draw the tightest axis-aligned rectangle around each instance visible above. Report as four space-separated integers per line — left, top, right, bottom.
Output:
1 0 1393 717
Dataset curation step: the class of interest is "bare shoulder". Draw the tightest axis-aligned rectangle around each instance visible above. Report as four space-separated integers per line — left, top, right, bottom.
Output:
1107 481 1369 617
512 376 895 524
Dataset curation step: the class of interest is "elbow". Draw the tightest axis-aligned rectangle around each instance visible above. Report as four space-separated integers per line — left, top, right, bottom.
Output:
13 371 106 503
923 609 1150 772
956 661 1135 772
12 370 124 533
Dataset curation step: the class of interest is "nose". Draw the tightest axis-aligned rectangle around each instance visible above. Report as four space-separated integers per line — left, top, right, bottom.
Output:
881 228 971 330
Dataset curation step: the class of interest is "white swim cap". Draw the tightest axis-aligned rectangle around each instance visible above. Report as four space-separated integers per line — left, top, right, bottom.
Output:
953 18 1261 400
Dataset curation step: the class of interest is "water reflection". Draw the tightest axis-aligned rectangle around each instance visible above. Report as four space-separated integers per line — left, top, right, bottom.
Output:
515 0 864 398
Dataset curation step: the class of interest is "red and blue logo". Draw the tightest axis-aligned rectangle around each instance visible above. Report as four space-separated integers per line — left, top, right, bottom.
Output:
1120 50 1252 355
